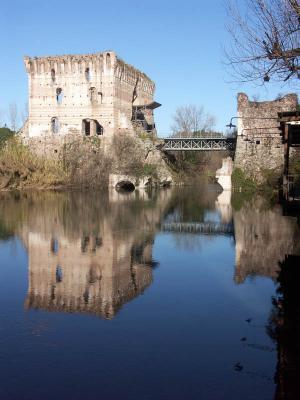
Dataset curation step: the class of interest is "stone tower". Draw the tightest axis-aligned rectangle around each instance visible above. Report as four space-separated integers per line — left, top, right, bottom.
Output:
234 93 298 180
23 51 160 139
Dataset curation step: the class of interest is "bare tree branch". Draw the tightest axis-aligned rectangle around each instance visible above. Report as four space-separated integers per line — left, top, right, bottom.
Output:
171 105 216 137
8 103 18 132
225 0 300 84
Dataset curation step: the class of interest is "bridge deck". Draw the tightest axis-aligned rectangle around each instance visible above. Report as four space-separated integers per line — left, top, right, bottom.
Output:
162 137 236 151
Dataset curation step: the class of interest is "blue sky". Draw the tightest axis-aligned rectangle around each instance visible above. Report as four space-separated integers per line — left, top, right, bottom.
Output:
0 0 297 134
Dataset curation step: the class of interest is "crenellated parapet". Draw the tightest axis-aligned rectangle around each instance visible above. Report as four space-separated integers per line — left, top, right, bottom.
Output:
115 58 155 95
24 51 116 76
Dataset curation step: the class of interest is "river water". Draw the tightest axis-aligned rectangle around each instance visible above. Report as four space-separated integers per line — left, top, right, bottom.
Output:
0 186 299 400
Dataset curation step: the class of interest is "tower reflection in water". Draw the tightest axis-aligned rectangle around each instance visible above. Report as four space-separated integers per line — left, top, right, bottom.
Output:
16 189 171 319
20 186 225 319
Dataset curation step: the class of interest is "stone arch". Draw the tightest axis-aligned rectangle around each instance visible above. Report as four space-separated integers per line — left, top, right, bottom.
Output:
51 117 60 134
116 180 135 192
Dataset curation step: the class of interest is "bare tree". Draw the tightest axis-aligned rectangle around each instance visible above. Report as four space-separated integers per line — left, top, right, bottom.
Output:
225 0 300 84
171 105 216 137
21 102 29 126
8 102 18 132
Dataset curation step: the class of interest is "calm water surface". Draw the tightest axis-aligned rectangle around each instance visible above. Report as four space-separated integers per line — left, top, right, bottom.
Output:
0 186 299 400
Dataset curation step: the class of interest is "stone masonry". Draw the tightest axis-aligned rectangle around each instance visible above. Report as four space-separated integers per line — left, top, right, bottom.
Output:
235 93 298 181
22 51 159 150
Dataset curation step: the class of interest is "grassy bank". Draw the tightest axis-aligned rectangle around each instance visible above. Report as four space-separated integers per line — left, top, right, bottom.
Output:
0 137 68 189
231 167 281 209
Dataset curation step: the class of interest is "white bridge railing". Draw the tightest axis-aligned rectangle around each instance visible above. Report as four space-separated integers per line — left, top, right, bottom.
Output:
161 137 236 151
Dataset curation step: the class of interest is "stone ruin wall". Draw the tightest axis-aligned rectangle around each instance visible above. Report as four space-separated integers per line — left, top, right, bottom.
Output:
22 51 156 157
235 93 298 181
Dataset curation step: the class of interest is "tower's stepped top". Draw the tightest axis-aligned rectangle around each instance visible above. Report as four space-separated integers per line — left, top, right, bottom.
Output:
24 51 154 85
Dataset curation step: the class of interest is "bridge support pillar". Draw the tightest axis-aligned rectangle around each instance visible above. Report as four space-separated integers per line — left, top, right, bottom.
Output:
216 157 233 191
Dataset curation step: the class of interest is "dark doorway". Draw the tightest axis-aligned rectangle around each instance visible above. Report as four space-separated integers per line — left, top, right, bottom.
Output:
82 119 91 136
95 121 104 135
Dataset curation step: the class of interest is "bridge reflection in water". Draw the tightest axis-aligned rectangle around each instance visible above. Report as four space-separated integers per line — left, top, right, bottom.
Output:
161 222 234 235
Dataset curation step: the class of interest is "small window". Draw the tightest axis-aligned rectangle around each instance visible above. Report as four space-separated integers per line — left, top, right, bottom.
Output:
56 88 63 104
85 67 91 81
89 87 96 103
50 238 59 254
256 140 260 145
51 117 60 134
83 290 89 304
51 68 56 82
81 235 90 251
56 266 63 283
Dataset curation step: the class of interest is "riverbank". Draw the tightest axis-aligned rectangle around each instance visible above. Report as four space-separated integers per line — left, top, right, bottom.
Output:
0 132 229 191
0 134 177 191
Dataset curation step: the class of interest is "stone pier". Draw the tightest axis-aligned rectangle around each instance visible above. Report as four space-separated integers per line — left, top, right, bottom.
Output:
216 157 233 191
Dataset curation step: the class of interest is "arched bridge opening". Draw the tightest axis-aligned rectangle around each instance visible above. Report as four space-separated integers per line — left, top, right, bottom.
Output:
115 180 135 192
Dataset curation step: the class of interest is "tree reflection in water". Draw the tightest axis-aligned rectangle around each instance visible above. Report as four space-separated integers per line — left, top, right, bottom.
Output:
268 255 300 400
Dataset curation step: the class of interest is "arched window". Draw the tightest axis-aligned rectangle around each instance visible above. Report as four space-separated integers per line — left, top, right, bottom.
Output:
56 88 63 104
85 67 91 81
51 117 60 134
106 53 111 69
51 68 56 82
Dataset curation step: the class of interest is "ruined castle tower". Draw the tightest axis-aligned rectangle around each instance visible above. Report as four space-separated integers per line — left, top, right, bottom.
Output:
235 93 298 180
23 51 160 139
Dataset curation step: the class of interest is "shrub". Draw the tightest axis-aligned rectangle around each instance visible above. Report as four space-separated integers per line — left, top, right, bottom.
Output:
111 135 144 176
140 163 158 178
0 137 67 189
261 168 281 189
231 168 258 192
0 127 15 149
62 139 112 188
